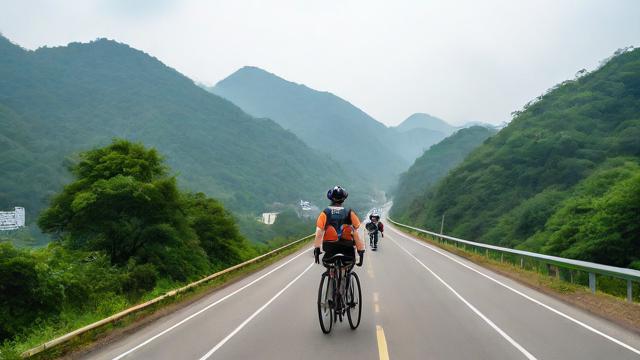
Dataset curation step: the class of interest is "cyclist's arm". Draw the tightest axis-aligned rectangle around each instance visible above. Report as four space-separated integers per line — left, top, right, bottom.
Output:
350 211 365 251
314 227 324 248
314 211 326 248
353 230 365 251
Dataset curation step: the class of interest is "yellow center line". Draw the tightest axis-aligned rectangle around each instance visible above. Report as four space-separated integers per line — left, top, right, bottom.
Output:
376 325 390 360
373 292 379 302
374 303 380 313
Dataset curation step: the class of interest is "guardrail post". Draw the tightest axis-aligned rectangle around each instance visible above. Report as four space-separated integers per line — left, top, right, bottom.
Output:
500 253 504 263
628 280 633 303
520 257 524 268
589 273 596 293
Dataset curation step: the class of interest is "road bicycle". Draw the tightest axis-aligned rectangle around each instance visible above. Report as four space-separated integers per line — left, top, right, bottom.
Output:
317 253 362 333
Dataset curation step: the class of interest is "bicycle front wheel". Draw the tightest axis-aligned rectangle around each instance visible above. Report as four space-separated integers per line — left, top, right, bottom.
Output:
346 272 362 329
317 272 333 333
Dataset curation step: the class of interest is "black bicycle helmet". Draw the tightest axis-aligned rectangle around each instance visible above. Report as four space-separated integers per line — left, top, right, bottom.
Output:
327 185 348 203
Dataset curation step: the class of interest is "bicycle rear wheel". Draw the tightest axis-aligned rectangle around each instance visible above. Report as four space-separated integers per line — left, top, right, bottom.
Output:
317 272 333 333
346 272 362 329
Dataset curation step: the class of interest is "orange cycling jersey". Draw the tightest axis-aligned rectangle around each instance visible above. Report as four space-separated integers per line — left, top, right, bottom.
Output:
314 207 364 251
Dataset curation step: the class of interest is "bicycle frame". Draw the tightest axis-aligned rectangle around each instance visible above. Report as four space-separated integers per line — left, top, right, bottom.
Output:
324 258 354 321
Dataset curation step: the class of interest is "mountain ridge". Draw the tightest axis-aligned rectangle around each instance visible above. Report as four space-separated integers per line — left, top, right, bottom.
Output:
0 35 361 223
211 66 450 185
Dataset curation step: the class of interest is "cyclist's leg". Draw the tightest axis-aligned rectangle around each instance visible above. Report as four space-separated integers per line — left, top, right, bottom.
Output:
373 232 378 248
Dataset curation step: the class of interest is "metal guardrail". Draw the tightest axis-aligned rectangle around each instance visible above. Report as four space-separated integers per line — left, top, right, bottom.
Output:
388 218 640 302
21 234 314 358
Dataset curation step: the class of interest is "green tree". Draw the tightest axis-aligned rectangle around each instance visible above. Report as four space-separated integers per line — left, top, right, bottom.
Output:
183 192 255 268
37 140 201 271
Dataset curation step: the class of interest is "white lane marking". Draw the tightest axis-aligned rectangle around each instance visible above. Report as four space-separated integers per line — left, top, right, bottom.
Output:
198 262 315 359
373 292 379 302
393 238 537 360
389 227 640 356
112 248 312 360
375 303 380 313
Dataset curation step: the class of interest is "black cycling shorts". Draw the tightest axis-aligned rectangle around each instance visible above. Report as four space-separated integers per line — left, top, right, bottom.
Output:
322 240 356 262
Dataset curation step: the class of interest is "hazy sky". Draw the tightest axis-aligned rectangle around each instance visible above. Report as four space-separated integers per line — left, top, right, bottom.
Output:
1 0 639 126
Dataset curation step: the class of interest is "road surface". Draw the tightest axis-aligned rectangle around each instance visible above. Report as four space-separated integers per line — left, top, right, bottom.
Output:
81 223 640 359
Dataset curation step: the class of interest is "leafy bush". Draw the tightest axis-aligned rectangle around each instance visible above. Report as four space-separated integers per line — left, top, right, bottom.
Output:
0 244 63 340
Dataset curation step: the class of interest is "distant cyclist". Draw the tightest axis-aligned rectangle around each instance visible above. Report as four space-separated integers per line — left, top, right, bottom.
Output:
365 212 384 250
313 186 365 267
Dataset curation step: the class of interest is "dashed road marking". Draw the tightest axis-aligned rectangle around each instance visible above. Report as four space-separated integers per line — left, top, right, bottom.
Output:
376 325 390 360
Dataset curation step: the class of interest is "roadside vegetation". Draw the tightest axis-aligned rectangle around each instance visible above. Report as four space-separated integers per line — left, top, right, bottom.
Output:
0 140 312 358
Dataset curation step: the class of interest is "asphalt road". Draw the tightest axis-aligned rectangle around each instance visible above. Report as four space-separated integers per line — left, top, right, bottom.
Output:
81 223 640 359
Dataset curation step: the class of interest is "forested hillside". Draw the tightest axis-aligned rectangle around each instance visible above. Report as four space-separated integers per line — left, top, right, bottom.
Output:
211 67 449 185
392 126 496 219
398 48 640 268
0 36 359 224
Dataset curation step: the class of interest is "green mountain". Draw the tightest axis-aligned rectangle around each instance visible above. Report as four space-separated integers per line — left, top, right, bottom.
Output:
395 113 456 135
210 67 446 186
397 48 640 268
392 126 496 220
0 36 358 224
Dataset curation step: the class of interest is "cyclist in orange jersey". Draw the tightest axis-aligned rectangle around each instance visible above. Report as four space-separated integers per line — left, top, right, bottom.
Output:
313 186 365 266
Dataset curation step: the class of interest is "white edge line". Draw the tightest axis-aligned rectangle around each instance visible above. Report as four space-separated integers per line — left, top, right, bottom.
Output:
112 247 312 360
198 262 315 359
389 226 640 356
392 238 537 360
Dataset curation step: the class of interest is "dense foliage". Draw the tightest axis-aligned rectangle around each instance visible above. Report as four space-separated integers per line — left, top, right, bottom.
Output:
392 126 496 219
395 48 640 268
0 140 262 346
0 35 355 226
211 67 450 185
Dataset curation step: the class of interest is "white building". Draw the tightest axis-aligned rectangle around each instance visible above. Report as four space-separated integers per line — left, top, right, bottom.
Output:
260 212 278 225
300 200 312 211
0 207 26 231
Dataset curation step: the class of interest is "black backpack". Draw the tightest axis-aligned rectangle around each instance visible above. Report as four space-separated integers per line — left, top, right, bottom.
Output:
323 207 353 240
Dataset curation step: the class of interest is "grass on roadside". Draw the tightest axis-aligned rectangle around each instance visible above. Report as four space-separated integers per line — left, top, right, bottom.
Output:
1 238 312 360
